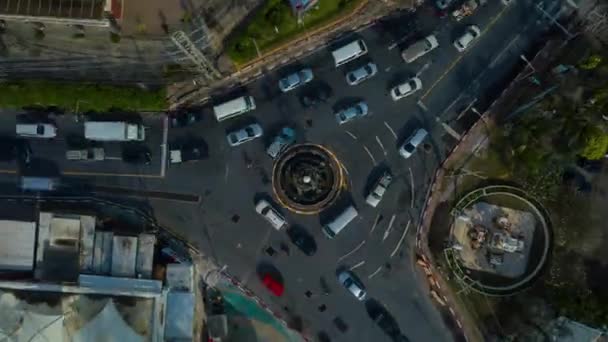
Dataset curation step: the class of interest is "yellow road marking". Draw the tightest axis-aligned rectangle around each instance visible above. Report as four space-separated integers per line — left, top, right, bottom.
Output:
421 6 510 101
0 169 17 174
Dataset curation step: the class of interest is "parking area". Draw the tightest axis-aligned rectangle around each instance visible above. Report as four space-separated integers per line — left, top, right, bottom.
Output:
0 111 167 178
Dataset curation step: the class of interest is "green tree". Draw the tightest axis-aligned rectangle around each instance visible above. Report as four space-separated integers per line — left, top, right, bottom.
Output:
579 126 608 160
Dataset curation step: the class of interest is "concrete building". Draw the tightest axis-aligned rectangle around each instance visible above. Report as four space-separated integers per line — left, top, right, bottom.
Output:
0 220 36 272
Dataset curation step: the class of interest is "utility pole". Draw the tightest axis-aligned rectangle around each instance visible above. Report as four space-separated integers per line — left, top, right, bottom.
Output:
170 30 221 82
535 2 575 39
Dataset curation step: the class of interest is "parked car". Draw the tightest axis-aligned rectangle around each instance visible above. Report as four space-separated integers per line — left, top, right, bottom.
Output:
337 270 366 301
279 68 314 92
226 123 263 147
300 84 333 108
261 273 284 296
401 35 439 63
16 123 57 139
346 62 378 86
286 227 317 256
122 145 152 164
169 139 208 164
335 101 369 125
266 127 296 159
366 300 409 342
0 137 31 164
390 77 422 101
454 25 481 52
365 171 393 207
169 111 202 127
255 199 287 230
398 128 428 159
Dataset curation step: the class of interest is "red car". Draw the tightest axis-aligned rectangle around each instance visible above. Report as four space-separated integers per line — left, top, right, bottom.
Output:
261 274 284 297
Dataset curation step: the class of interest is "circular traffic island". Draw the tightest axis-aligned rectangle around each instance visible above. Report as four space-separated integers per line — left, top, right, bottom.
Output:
272 144 345 215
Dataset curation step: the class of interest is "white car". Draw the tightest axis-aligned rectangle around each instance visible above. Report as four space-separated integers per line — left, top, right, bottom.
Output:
390 77 422 101
346 62 378 86
226 123 263 147
454 25 481 52
401 35 439 63
365 172 393 207
278 68 314 92
255 199 287 230
399 128 428 159
335 101 369 125
16 123 57 138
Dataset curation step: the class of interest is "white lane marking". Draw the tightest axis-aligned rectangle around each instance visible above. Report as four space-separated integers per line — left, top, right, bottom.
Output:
409 168 415 208
368 266 383 279
375 136 387 155
439 92 467 119
350 260 366 271
337 240 366 262
370 213 381 234
363 145 377 165
160 115 168 177
345 130 358 140
104 157 122 160
417 100 429 112
416 62 431 77
383 214 397 241
490 34 521 68
391 220 411 258
384 121 398 139
224 165 229 183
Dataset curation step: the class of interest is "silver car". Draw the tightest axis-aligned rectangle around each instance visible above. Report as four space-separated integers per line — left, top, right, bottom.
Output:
401 35 439 63
365 172 393 207
278 68 314 92
255 199 287 230
337 270 366 301
226 123 263 147
346 62 378 86
335 101 369 125
399 128 428 158
390 77 422 101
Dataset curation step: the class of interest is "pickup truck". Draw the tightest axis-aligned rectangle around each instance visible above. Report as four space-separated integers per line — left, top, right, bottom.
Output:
169 139 208 164
66 148 105 161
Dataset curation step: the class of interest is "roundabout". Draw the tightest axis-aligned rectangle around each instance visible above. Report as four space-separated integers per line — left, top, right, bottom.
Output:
272 143 346 215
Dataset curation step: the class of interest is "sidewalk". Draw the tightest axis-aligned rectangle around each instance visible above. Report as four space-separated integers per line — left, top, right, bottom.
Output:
168 0 419 109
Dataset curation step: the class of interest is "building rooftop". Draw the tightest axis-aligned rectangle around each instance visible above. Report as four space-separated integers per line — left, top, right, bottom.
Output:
0 0 107 20
165 291 194 340
0 220 36 271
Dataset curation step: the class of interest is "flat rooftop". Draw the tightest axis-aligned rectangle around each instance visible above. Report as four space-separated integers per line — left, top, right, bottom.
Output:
0 0 106 20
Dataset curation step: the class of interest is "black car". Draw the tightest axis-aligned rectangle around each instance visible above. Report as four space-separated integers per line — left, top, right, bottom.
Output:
286 227 317 256
122 145 152 164
299 84 333 108
366 300 409 342
0 137 31 165
169 111 202 127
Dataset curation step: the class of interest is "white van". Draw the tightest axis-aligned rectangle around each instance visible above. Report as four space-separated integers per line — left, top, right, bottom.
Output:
16 123 57 138
331 40 368 67
322 205 358 239
213 96 256 122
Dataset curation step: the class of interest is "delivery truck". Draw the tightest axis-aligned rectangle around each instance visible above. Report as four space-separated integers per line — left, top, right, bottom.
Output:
84 121 145 142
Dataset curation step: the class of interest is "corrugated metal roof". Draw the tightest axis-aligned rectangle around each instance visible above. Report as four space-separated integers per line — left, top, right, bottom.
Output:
165 292 194 339
135 234 155 279
0 220 36 271
111 236 137 278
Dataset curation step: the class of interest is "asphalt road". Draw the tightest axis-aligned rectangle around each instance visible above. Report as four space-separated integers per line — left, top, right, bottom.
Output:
0 0 562 340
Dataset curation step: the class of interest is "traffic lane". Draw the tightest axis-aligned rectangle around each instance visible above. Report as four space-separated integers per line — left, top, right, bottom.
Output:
420 0 542 115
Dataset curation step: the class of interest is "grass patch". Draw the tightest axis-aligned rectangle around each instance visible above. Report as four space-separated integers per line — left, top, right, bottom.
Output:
0 80 167 112
226 0 365 65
